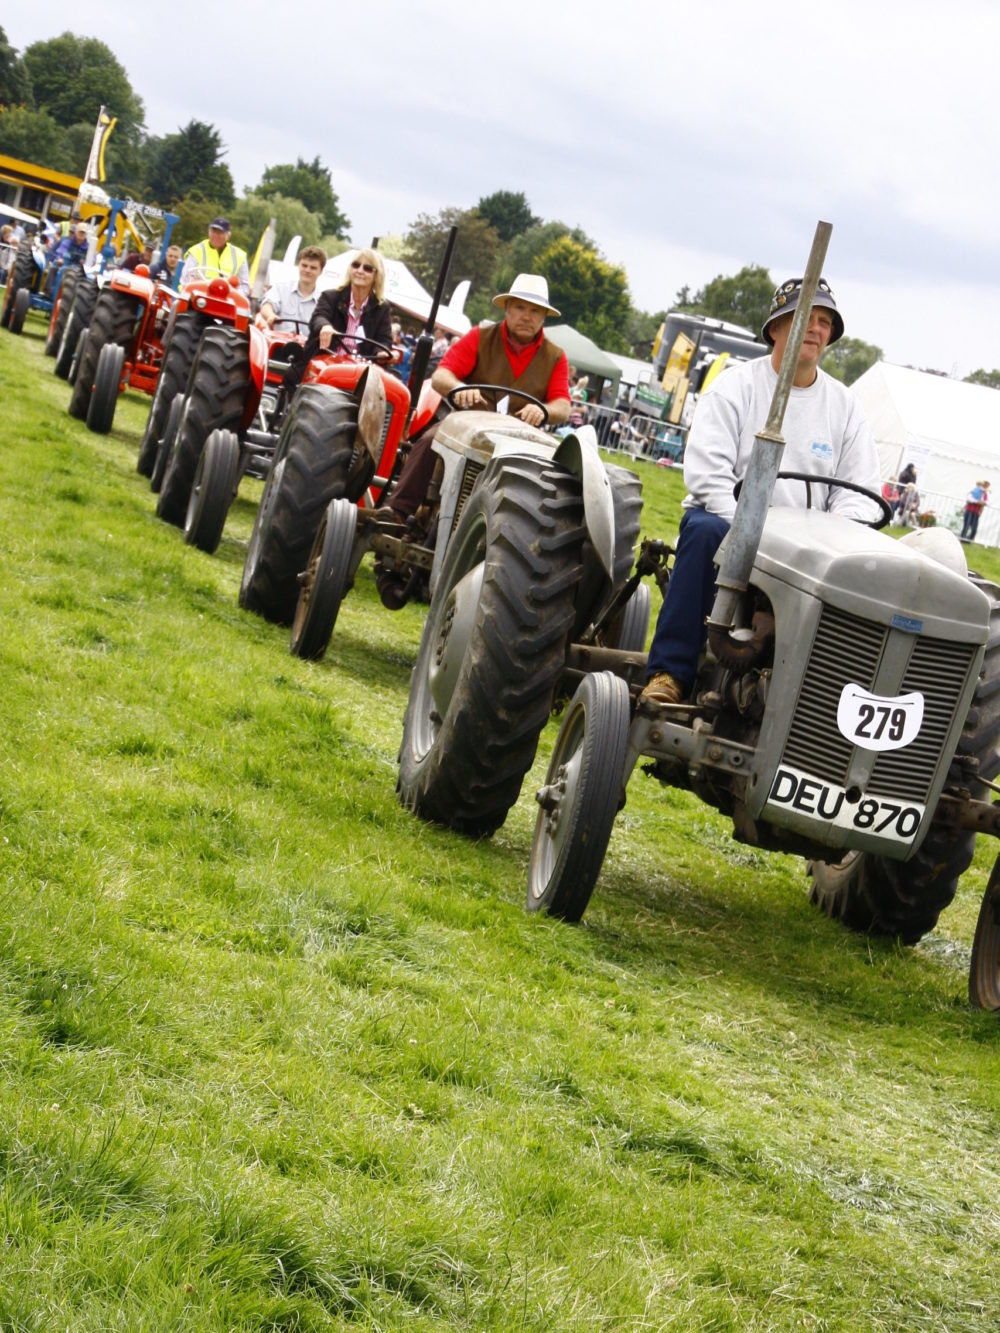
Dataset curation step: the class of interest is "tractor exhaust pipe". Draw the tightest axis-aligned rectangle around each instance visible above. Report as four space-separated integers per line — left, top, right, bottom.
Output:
706 220 832 658
404 224 458 428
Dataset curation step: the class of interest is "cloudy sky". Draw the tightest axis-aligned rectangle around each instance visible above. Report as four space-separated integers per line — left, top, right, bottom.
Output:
8 1 999 377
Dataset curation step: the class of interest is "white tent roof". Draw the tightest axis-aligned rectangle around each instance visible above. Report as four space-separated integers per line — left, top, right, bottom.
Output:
851 362 1000 496
264 249 470 337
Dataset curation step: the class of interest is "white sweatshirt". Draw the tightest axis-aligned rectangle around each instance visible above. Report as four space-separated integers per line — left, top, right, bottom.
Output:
682 355 882 523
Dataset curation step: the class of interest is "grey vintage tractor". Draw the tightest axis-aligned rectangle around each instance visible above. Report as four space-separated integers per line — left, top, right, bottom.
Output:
397 224 1000 1011
288 388 649 664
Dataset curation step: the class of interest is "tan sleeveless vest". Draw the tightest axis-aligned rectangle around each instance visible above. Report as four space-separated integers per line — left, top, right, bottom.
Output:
472 322 562 407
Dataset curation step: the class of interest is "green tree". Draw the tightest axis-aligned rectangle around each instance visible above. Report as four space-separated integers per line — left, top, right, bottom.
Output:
0 106 73 169
228 190 323 256
476 190 538 242
965 368 1000 390
258 157 349 239
685 263 774 335
145 121 235 208
403 206 500 302
821 336 883 386
495 220 598 290
0 25 31 106
22 33 144 142
534 235 631 351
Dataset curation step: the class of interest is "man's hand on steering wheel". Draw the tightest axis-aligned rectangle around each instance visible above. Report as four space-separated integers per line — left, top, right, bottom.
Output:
445 383 550 427
450 386 488 411
515 401 546 428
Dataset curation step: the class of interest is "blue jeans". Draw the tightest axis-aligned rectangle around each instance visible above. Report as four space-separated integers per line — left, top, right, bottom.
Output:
646 507 730 689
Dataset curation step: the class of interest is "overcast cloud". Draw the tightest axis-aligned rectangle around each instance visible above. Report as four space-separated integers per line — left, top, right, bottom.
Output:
8 0 999 376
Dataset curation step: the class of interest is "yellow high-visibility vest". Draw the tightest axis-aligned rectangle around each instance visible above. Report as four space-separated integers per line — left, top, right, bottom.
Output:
185 239 246 279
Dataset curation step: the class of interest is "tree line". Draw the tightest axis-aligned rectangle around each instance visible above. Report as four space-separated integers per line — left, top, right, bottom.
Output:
1 27 996 384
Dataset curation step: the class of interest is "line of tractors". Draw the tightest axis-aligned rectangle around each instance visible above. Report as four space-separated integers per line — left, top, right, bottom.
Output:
4 217 1000 1016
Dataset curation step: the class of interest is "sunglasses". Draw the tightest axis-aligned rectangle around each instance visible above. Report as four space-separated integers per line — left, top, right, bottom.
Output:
351 261 376 273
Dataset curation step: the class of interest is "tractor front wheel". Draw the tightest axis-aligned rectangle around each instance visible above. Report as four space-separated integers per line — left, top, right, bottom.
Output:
157 325 249 526
68 289 138 420
46 267 81 355
398 455 587 837
151 395 183 493
289 497 358 660
1 237 34 329
184 429 241 554
55 282 98 380
10 287 30 334
527 671 630 921
137 312 205 477
239 385 362 624
86 342 124 434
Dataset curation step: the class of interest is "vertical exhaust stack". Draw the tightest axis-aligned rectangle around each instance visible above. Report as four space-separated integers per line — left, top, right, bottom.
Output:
404 224 459 429
706 220 832 658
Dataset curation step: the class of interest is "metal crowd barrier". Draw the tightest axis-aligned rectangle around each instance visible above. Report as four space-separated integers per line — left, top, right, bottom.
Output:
884 483 998 550
563 400 688 464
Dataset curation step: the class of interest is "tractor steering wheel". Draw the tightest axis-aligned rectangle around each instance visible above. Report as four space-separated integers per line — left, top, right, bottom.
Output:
323 330 394 362
733 471 892 529
445 383 549 425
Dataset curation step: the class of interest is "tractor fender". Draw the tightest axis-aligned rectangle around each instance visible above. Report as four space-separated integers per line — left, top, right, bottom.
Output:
247 323 269 396
239 323 270 432
554 425 615 581
408 379 442 438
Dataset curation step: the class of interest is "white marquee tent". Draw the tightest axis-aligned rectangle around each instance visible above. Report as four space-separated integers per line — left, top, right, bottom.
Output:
263 247 470 337
851 362 1000 497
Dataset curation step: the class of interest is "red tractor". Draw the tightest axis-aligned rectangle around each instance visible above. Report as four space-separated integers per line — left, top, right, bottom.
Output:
150 315 314 533
148 318 412 569
68 268 251 436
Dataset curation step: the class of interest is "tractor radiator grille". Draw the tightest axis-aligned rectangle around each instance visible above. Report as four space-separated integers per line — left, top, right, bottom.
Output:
867 637 976 799
450 460 484 537
781 606 976 803
380 404 394 451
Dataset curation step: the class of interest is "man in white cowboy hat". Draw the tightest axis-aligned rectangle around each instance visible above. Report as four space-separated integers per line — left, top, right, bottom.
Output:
389 273 571 521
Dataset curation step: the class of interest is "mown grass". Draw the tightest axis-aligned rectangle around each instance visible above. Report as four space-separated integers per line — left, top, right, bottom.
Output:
0 318 999 1330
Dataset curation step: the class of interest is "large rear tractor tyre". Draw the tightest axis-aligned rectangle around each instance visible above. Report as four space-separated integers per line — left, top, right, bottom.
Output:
55 282 98 380
157 325 250 527
68 289 139 420
527 672 631 922
1 237 34 329
184 429 241 554
809 581 1000 943
46 267 81 354
398 456 587 837
289 497 358 660
239 385 364 624
151 394 183 493
9 286 30 334
969 862 1000 1011
137 312 205 477
86 342 124 434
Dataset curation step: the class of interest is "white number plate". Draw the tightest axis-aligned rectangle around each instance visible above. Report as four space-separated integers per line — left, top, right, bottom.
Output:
765 764 924 846
837 683 924 752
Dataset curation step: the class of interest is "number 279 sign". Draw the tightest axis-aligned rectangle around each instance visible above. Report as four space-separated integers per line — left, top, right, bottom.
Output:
836 683 924 753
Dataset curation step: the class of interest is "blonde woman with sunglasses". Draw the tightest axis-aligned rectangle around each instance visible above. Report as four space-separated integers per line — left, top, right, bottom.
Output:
313 248 393 357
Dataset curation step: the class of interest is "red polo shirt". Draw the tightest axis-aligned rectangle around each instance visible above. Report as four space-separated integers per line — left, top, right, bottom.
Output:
440 323 570 403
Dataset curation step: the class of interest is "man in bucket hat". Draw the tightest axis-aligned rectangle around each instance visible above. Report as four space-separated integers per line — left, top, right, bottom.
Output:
641 274 882 707
389 273 572 522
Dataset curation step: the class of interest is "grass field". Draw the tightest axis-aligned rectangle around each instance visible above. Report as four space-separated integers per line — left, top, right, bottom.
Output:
1 317 999 1331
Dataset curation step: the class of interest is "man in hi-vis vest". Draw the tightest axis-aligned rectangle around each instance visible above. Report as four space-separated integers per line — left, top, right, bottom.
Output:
390 273 571 520
179 217 250 295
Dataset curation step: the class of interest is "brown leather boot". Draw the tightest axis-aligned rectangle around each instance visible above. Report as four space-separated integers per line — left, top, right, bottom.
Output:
640 672 685 705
